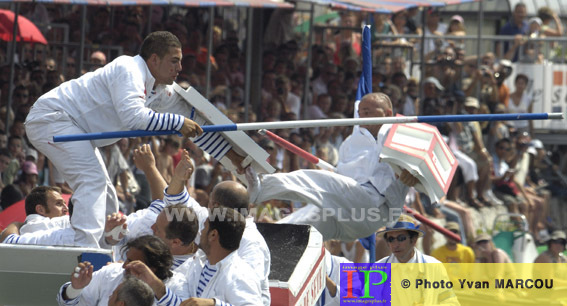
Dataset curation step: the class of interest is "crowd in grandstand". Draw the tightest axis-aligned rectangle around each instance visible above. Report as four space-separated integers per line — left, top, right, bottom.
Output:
1 2 567 304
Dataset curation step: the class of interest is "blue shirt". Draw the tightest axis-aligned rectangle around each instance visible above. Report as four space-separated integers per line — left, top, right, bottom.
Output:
499 20 528 62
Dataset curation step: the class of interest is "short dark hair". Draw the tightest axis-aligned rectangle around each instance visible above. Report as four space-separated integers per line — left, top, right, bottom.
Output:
117 276 154 306
0 148 10 158
122 235 173 281
8 136 22 147
496 137 512 148
515 73 529 84
211 181 250 217
24 186 62 216
163 204 199 245
140 31 181 61
0 184 23 210
208 208 245 251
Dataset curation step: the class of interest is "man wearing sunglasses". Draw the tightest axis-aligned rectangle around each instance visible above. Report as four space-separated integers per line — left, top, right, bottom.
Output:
376 214 459 305
377 214 439 264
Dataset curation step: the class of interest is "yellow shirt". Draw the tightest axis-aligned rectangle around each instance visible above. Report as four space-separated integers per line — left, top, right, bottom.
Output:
432 244 476 282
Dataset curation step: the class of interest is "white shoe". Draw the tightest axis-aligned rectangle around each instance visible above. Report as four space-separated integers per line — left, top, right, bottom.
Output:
245 167 261 203
483 190 504 206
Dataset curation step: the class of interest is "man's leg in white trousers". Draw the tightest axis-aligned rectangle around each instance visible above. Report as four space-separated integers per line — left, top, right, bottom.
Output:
26 117 117 248
250 169 408 240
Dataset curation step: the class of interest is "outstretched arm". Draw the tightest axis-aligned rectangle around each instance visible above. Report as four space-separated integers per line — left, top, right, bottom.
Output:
168 150 194 195
134 144 166 200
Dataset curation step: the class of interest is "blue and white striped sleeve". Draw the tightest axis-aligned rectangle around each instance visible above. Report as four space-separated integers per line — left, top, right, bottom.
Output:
156 287 183 306
2 233 19 244
213 299 234 306
164 187 190 206
148 199 166 214
56 283 80 306
192 132 232 161
189 108 232 160
145 110 185 132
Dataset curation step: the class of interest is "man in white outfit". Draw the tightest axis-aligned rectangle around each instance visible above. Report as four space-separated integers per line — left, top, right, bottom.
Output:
376 214 459 305
56 235 189 305
20 186 69 234
25 31 204 248
126 208 262 306
166 151 271 305
247 93 419 241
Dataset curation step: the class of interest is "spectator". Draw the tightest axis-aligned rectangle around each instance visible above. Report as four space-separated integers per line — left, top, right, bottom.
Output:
538 6 564 37
473 233 512 263
0 183 23 211
507 74 534 135
431 222 475 263
90 51 107 71
423 8 447 55
445 15 466 49
534 230 566 263
308 94 332 119
499 2 528 61
492 138 528 215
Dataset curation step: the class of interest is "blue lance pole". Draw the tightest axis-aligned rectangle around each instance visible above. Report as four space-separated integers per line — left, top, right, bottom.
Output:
53 112 565 143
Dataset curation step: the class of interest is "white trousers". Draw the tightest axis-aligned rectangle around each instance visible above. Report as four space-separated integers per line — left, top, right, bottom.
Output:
25 109 118 248
256 170 408 241
452 149 478 183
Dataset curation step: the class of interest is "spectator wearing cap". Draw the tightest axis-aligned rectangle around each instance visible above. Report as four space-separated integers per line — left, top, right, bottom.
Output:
499 2 528 62
420 76 445 116
431 222 475 264
534 230 566 263
487 103 510 154
13 161 39 197
377 214 459 305
473 233 512 263
454 97 498 207
445 15 466 49
518 17 544 64
377 214 435 263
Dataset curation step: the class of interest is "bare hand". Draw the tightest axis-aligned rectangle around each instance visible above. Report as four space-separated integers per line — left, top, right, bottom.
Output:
123 260 165 298
173 150 195 181
180 118 203 139
70 261 93 290
180 298 216 306
225 149 246 174
399 169 420 187
133 144 156 172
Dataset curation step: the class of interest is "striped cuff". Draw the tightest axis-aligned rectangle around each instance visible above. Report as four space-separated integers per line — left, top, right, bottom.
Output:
193 132 231 160
56 283 80 306
214 298 233 306
145 111 185 131
164 187 190 206
148 200 165 214
156 287 182 306
3 234 19 244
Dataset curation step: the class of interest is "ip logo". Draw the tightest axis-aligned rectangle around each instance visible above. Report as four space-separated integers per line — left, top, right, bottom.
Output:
340 263 391 305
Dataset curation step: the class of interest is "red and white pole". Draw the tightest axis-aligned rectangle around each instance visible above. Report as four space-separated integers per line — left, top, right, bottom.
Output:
259 129 336 172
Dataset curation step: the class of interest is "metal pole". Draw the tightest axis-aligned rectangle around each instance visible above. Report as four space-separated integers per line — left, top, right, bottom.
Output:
205 7 214 98
78 5 87 78
302 4 315 120
419 8 426 102
6 2 20 135
476 0 483 101
147 5 153 34
244 7 253 123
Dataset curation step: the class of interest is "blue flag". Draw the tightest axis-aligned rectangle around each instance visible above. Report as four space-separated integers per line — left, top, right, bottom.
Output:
355 25 377 263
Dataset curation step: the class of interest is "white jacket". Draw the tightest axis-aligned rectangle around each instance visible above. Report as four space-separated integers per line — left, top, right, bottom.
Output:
160 251 262 306
56 263 189 306
337 125 395 195
28 55 230 160
20 214 70 234
166 188 271 305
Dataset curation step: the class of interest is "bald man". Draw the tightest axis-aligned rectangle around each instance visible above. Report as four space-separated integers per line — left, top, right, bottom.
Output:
246 93 419 241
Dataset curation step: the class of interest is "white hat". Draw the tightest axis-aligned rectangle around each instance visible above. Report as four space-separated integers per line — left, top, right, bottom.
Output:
26 148 38 161
424 76 444 91
528 17 542 26
464 97 480 109
529 139 544 150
